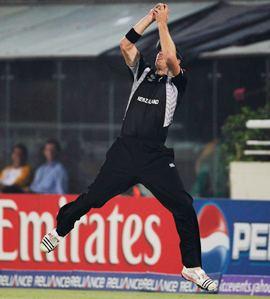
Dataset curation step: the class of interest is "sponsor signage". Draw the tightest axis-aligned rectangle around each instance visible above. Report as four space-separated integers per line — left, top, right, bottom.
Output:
0 194 269 277
0 270 220 294
195 201 270 275
0 194 181 273
219 275 270 296
1 269 269 296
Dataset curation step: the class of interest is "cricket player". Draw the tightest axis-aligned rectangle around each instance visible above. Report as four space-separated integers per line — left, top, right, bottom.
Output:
41 3 217 292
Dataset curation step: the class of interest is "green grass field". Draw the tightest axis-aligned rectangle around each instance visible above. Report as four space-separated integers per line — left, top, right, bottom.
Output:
0 289 269 299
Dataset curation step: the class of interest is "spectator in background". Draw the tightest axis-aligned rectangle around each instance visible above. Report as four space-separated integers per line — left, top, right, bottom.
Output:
29 139 68 194
0 144 32 193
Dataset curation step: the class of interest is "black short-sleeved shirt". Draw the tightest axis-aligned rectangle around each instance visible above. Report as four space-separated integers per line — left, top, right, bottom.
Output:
121 55 187 144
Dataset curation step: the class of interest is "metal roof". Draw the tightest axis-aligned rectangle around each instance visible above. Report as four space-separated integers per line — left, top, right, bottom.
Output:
0 2 213 58
201 39 270 58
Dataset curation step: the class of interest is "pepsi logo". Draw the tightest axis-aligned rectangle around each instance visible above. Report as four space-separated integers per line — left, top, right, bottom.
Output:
198 204 230 273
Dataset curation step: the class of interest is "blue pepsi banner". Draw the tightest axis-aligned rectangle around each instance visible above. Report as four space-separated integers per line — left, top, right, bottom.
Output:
194 200 270 276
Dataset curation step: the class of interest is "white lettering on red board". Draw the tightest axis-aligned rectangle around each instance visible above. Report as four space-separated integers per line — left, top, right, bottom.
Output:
0 197 161 265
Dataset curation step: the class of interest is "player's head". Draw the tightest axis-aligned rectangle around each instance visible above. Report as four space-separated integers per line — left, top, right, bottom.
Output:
44 138 61 162
155 51 168 72
11 143 28 166
155 40 183 74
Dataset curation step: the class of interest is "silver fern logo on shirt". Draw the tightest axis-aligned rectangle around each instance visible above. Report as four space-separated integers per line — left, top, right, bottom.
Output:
137 96 159 105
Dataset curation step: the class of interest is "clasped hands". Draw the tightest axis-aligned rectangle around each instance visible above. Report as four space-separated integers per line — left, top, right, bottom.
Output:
147 3 169 24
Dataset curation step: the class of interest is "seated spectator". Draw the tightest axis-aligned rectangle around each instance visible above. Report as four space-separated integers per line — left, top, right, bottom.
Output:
0 144 32 193
29 139 68 194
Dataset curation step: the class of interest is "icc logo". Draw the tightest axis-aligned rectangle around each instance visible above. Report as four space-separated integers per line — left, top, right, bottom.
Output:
198 204 230 273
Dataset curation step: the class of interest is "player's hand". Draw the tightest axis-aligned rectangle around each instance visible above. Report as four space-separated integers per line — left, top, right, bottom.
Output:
154 3 166 10
147 8 156 23
154 3 169 24
147 3 165 23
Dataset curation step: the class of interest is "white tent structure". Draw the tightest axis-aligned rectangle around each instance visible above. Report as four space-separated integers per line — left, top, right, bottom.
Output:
0 2 213 59
201 39 270 58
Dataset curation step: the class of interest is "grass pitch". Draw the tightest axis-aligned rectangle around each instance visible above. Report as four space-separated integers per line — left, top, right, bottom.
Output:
0 289 269 299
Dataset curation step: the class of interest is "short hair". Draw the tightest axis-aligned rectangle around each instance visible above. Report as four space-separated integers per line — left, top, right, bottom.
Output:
45 138 61 153
155 40 183 62
13 143 28 163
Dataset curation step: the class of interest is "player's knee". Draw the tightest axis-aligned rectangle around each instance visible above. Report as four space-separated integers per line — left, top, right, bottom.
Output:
72 192 93 213
84 191 107 209
173 191 194 216
182 190 194 205
91 200 106 208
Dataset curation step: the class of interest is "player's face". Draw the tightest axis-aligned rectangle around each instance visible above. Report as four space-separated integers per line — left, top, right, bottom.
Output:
44 143 57 162
155 51 168 73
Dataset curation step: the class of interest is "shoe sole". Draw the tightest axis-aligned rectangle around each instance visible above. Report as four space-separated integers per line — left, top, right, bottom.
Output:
181 272 217 292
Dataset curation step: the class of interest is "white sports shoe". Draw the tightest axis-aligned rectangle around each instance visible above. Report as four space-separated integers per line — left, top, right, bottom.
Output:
40 230 60 253
181 266 218 292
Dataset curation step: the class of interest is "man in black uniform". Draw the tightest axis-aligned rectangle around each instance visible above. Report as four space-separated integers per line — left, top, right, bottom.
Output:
41 3 217 292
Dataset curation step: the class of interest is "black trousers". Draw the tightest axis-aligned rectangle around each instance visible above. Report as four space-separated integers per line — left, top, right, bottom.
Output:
56 136 202 268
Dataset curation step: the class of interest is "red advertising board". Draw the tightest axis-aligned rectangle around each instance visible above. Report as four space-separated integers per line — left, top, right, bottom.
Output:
0 194 182 274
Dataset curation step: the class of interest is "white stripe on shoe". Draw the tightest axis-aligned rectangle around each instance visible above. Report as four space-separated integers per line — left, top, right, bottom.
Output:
40 231 60 253
42 237 54 252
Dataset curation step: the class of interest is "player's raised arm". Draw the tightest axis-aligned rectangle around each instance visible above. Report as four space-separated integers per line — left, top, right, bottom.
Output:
154 4 181 76
120 7 156 67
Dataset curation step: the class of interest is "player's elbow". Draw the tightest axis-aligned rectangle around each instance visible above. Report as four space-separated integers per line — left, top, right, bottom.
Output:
120 38 129 51
120 38 134 52
120 39 126 50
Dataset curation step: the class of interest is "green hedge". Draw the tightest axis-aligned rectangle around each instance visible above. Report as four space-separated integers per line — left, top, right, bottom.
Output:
221 104 270 166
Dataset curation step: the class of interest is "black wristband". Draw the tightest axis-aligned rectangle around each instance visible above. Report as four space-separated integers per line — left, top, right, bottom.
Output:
125 28 142 44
